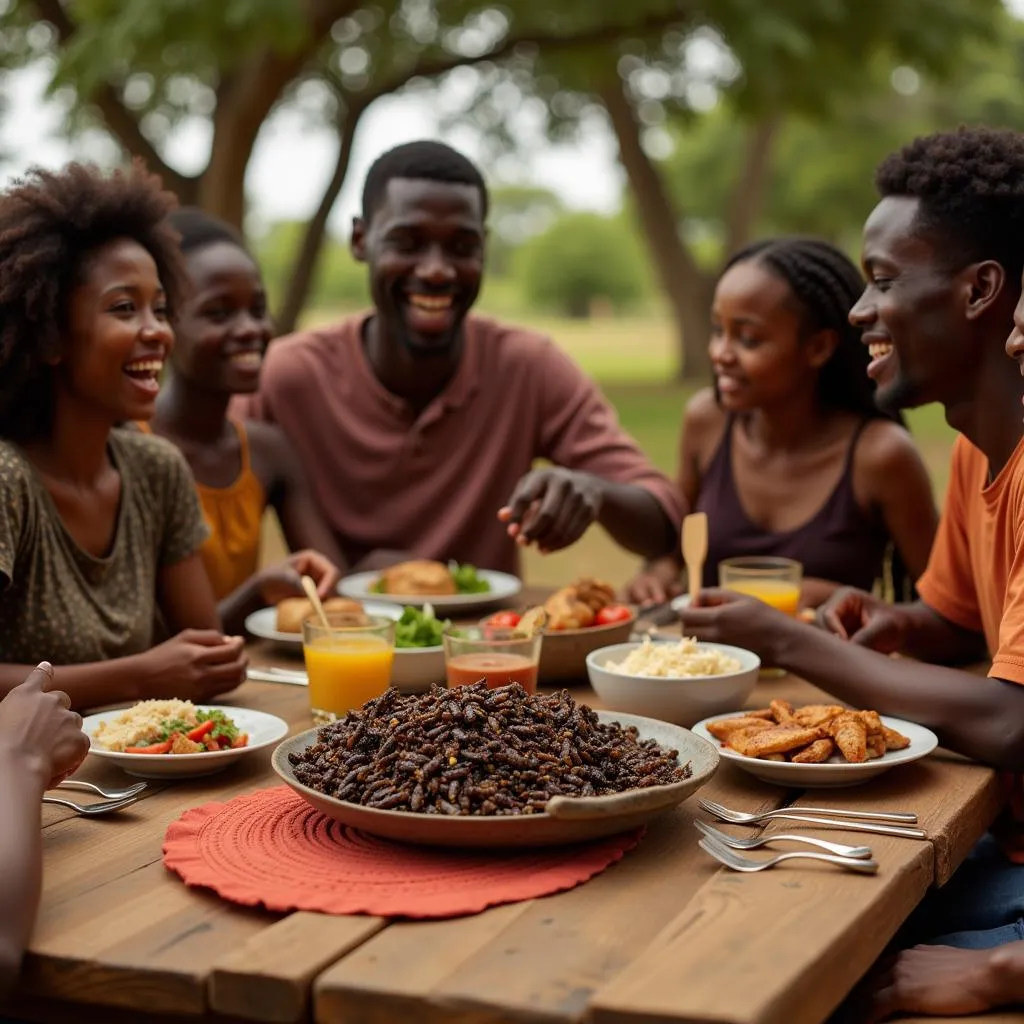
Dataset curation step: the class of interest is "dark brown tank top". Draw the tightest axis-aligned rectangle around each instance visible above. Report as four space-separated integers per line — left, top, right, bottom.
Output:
695 418 890 590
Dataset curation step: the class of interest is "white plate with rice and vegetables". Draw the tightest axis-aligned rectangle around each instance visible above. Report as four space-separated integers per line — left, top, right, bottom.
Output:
82 701 289 779
586 637 761 728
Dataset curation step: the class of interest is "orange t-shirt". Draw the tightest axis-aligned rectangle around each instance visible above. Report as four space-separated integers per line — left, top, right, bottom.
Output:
916 433 1024 860
916 433 1024 685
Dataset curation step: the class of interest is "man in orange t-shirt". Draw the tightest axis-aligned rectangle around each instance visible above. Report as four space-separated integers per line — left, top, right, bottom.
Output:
676 127 1024 1019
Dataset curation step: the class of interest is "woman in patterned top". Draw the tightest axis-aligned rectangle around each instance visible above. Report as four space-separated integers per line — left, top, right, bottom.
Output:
0 161 247 709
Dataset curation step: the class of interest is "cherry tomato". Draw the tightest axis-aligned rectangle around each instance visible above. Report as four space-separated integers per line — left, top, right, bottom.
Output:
485 610 522 629
595 604 633 626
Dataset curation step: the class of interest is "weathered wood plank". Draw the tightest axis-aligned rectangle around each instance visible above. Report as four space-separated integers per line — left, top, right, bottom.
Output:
789 753 1000 885
313 765 787 1024
210 913 386 1023
589 832 933 1024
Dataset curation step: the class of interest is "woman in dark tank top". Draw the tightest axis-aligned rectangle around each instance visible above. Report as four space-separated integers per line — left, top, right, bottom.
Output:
626 237 938 609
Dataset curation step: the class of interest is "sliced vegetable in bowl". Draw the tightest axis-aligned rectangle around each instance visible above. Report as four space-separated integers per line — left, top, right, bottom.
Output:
394 603 451 649
92 700 248 754
84 704 289 779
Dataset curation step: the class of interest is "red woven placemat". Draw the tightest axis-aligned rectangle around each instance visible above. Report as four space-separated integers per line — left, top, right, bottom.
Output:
163 786 643 919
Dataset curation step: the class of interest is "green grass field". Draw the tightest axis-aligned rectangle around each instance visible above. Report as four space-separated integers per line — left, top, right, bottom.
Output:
266 306 958 588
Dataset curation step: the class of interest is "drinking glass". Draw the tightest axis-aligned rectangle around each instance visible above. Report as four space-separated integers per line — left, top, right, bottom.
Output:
302 613 396 724
719 557 803 615
443 627 543 694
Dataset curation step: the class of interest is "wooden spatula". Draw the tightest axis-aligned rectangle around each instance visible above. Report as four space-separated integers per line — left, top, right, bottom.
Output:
301 575 331 629
682 512 708 601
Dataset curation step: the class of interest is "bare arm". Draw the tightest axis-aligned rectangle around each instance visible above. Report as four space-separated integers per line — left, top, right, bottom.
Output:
0 665 89 997
158 553 222 634
625 389 720 602
855 422 939 581
680 593 1021 769
0 747 44 996
893 600 988 664
0 657 142 710
773 623 1022 768
594 480 676 558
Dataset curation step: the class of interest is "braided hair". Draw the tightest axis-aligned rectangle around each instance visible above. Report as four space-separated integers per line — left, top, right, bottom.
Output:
0 160 187 443
722 236 885 421
721 237 913 599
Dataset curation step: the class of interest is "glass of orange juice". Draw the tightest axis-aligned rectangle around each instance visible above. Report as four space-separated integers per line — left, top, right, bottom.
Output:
302 613 396 724
719 557 802 679
443 627 543 694
719 556 803 614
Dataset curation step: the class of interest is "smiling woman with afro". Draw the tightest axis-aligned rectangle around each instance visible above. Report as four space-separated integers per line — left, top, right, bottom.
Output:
0 159 247 710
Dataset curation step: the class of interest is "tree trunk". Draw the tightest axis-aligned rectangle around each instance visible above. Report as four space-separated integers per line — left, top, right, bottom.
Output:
724 114 782 257
598 73 713 381
275 99 366 336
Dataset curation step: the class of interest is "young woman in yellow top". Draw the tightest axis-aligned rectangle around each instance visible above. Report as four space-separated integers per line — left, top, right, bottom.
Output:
145 208 346 633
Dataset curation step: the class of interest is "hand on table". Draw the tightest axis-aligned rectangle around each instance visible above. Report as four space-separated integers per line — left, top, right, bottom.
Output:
817 587 909 654
256 549 340 605
864 943 1024 1021
138 630 248 702
0 662 89 789
499 469 603 554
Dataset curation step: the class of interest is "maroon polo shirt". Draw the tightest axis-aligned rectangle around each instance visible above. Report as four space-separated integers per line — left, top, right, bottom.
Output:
232 312 681 574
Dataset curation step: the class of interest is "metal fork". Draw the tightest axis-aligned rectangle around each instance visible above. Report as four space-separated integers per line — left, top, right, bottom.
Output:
699 836 879 875
57 779 147 801
694 819 873 859
699 799 926 839
42 794 140 816
700 797 917 824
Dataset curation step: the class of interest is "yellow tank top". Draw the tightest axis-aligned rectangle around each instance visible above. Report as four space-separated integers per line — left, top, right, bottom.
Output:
138 419 266 599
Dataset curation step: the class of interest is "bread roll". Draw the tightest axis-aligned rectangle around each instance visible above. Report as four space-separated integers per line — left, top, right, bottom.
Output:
275 597 369 634
377 559 456 596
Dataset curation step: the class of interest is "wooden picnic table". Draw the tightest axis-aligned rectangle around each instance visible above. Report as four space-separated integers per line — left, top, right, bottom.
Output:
8 587 1011 1024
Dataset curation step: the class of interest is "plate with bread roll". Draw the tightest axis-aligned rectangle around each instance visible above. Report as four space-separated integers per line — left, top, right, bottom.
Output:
245 597 401 647
692 701 937 787
339 559 521 613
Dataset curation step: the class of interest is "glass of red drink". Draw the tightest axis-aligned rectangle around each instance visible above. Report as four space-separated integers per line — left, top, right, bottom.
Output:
442 626 543 694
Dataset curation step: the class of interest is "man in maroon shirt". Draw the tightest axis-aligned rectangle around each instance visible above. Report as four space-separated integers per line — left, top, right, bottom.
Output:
235 141 681 575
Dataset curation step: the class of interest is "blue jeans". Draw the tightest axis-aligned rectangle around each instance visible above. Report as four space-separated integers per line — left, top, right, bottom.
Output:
897 832 1024 949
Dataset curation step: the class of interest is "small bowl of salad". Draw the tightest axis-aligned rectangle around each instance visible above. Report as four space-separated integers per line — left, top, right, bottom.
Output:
391 604 449 692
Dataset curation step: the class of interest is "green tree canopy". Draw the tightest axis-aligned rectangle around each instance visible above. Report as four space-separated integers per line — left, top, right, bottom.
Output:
516 211 649 318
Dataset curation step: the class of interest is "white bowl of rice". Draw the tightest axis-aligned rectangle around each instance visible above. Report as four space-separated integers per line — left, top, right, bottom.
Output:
586 637 760 727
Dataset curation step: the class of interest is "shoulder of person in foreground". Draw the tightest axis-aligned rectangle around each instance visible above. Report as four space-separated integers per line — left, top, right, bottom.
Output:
230 317 361 423
0 662 88 997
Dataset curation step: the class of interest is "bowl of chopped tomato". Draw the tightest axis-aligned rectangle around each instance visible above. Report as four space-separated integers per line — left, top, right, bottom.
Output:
480 601 638 684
